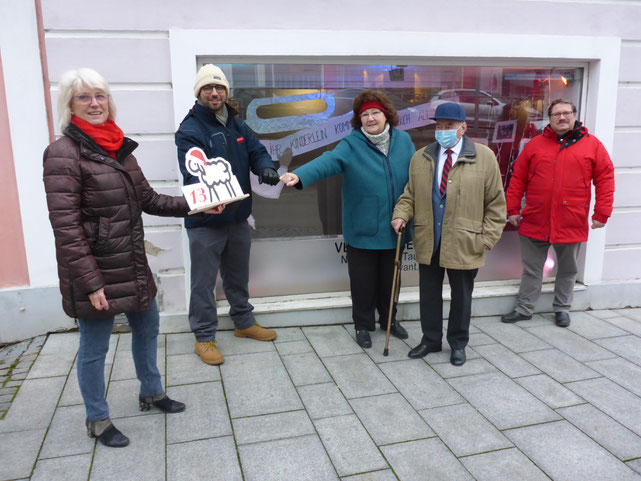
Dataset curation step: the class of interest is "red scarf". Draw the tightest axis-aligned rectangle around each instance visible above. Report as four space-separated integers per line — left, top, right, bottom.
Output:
71 116 124 159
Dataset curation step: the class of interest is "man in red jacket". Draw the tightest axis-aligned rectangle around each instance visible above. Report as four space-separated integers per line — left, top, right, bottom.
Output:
502 99 614 327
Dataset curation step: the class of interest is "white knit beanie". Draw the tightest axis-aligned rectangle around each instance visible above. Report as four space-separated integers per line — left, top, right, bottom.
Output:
193 64 230 97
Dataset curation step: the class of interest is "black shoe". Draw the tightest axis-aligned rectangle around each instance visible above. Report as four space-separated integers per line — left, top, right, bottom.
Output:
408 342 442 359
501 310 532 323
86 419 130 448
139 394 186 413
355 330 372 349
450 348 466 366
380 322 409 340
555 312 571 327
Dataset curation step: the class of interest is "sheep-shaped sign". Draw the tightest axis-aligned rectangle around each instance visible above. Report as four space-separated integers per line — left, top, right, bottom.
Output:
181 147 249 214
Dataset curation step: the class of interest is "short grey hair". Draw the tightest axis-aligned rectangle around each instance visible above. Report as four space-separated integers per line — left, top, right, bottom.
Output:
57 68 116 131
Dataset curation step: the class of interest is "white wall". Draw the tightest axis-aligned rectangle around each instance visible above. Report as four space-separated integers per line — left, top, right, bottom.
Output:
0 0 629 336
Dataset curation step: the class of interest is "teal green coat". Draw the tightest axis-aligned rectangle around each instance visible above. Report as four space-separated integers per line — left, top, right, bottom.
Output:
294 128 415 249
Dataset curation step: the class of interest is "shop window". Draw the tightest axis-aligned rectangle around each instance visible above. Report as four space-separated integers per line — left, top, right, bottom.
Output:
198 61 584 294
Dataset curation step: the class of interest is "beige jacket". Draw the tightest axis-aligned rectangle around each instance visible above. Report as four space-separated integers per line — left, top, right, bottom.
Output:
393 137 506 269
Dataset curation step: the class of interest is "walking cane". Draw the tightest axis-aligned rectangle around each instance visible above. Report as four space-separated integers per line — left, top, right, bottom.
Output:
383 228 404 356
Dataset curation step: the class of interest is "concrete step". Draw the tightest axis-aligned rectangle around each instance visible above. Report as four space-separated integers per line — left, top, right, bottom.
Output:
159 280 588 334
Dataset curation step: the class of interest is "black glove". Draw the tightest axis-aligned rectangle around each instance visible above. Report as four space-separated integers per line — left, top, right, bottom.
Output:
259 167 280 186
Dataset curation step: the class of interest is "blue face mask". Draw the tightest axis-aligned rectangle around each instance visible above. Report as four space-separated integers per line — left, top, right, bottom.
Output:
435 129 460 149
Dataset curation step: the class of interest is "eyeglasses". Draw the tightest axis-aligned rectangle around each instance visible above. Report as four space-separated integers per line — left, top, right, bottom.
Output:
202 85 226 94
549 111 575 118
73 93 109 104
360 111 384 119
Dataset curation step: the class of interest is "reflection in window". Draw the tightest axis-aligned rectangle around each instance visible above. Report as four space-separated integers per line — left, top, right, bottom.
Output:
200 62 583 240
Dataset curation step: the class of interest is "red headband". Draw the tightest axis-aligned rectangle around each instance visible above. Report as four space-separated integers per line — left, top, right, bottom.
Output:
358 101 387 119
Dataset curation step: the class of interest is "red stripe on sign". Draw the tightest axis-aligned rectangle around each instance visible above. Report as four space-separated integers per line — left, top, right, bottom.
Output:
237 137 245 143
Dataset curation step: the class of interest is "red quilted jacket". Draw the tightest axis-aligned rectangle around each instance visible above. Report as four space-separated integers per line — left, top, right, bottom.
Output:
43 124 189 320
506 124 614 243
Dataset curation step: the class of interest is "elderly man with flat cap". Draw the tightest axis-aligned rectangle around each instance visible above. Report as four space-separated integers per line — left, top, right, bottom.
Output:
392 102 506 365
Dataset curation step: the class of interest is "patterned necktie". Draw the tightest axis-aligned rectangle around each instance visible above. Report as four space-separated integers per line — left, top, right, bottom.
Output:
440 149 453 197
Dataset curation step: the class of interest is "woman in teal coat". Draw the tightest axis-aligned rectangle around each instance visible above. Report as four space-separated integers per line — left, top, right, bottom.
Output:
281 90 415 348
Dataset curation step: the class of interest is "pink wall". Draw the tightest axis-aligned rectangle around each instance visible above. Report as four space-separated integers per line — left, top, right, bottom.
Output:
0 52 30 288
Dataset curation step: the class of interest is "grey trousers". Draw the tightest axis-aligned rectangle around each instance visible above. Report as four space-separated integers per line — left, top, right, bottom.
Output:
187 222 256 341
515 235 581 316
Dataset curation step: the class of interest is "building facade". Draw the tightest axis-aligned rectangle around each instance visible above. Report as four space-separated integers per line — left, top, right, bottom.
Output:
1 0 640 342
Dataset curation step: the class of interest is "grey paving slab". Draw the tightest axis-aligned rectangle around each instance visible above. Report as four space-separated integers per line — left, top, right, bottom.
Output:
323 354 396 399
39 405 94 459
567 377 641 437
476 321 551 352
380 360 464 409
31 453 92 481
166 352 221 386
166 332 195 355
0 428 46 480
297 383 353 420
90 414 165 480
447 372 560 430
362 330 414 363
314 414 388 476
430 357 498 378
589 309 622 320
468 331 496 346
233 410 315 444
381 437 473 481
167 436 242 481
221 351 302 418
515 374 584 408
602 316 641 337
39 332 80 355
613 308 641 322
0 377 66 433
273 327 306 343
520 348 601 383
341 470 398 481
595 335 641 367
166 381 232 444
116 331 166 349
629 459 641 474
587 357 641 397
558 403 641 461
402 320 425 348
350 393 433 445
239 434 338 481
59 364 111 407
473 343 540 377
215 330 277 356
303 325 363 357
275 339 314 356
506 420 641 481
106 377 165 419
26 353 74 379
460 447 551 481
526 325 615 362
282 352 332 386
110 344 165 381
419 403 512 456
565 311 629 339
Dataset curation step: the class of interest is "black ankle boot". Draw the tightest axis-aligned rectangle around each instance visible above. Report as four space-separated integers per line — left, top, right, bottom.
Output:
139 393 186 413
86 418 129 448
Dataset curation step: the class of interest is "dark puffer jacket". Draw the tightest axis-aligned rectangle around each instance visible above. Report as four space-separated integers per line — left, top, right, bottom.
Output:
43 124 189 320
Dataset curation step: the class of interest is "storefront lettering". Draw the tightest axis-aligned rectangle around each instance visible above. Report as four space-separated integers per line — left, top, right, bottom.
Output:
334 120 352 135
289 128 329 150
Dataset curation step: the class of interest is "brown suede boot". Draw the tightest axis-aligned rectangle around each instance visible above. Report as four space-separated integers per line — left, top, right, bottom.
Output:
194 341 224 365
234 323 277 341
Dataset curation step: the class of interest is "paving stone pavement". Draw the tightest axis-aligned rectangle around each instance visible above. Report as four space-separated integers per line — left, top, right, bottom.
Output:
1 308 641 480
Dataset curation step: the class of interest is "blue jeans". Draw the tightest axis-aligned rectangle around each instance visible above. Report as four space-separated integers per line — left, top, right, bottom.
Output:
77 299 164 421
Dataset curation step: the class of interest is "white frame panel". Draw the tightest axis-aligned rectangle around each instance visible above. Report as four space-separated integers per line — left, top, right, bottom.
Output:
169 29 621 291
